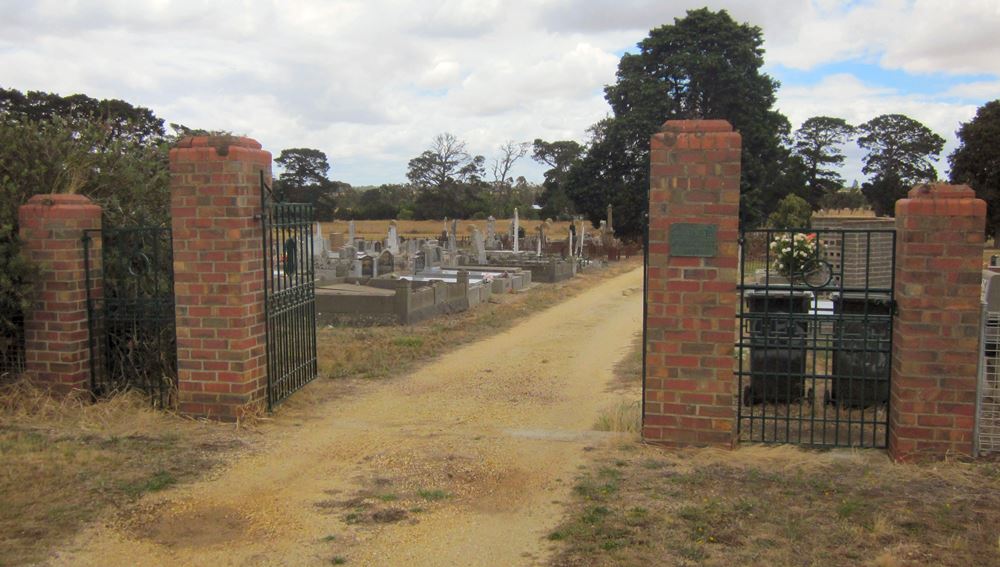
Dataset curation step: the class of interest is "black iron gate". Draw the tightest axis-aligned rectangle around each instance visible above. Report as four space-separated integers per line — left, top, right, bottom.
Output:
260 172 317 408
737 229 895 448
83 226 178 406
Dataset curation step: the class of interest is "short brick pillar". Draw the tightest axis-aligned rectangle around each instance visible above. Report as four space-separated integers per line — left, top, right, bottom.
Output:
643 120 741 446
890 183 986 461
18 194 102 394
169 136 271 420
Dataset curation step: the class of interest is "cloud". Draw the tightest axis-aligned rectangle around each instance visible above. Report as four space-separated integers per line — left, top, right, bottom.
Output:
0 0 997 186
778 73 981 182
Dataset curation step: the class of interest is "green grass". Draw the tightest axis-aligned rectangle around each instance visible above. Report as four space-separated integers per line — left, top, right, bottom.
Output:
416 488 449 501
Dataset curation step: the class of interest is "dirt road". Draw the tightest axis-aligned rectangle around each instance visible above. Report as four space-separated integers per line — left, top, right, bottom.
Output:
50 267 644 566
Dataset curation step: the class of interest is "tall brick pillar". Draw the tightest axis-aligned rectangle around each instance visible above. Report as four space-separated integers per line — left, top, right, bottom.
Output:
170 136 270 420
643 120 741 446
19 194 102 394
890 183 985 461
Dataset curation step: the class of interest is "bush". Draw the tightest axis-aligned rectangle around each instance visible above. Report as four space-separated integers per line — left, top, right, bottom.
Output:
0 117 171 334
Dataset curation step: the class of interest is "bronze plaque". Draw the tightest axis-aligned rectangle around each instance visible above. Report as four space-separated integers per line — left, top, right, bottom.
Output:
669 223 717 257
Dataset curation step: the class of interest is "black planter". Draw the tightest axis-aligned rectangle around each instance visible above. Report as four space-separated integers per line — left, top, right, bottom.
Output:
744 289 812 405
829 292 891 408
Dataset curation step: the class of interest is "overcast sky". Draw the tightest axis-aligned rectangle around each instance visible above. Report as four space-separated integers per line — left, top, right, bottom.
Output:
3 0 999 187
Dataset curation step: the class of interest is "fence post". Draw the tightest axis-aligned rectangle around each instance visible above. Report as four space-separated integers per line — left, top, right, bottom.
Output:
643 120 741 446
890 183 985 461
18 194 102 394
169 136 271 421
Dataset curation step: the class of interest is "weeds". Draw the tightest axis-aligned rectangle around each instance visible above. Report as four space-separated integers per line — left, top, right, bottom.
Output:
550 443 1000 567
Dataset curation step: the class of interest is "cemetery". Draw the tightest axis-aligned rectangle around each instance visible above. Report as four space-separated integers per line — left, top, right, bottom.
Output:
311 207 626 325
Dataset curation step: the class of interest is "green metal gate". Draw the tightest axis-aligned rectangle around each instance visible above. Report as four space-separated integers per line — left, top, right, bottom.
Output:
83 226 178 406
737 229 895 448
260 172 318 408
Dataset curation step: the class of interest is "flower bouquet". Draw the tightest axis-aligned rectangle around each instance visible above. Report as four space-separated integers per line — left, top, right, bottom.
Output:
769 232 823 284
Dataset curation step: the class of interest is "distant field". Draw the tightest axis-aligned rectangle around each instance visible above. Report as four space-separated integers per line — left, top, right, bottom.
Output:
319 219 585 240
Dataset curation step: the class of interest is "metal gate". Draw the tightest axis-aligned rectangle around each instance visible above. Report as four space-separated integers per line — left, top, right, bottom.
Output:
737 229 895 447
260 172 317 408
83 226 178 406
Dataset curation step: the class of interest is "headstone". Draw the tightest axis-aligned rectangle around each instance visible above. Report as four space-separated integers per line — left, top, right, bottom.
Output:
313 222 326 257
361 255 374 277
578 220 586 256
447 226 457 253
568 222 575 258
378 249 394 275
513 208 520 254
348 220 356 244
451 218 458 242
486 216 496 249
471 226 486 265
328 232 344 251
387 220 400 255
606 204 614 235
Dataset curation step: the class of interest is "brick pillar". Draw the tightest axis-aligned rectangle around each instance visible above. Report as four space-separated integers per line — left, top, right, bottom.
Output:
170 136 270 421
18 194 102 394
890 183 985 461
644 120 741 446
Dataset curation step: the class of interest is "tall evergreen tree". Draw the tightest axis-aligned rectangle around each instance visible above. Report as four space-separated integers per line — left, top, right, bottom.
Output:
565 8 791 238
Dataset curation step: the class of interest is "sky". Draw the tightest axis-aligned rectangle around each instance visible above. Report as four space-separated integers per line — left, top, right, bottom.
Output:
2 0 998 187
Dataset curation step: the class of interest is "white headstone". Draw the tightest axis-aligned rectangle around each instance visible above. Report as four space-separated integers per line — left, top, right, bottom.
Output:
387 220 399 255
348 220 356 244
313 222 326 257
486 216 496 248
472 226 486 265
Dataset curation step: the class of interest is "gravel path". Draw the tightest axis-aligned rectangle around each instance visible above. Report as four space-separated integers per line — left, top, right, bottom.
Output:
51 266 643 566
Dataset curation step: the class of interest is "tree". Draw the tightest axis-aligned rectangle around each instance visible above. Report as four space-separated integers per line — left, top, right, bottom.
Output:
858 114 944 216
274 148 344 220
767 194 813 228
793 116 854 207
0 88 165 146
490 141 529 187
950 100 1000 237
532 139 583 219
406 133 485 190
565 8 792 238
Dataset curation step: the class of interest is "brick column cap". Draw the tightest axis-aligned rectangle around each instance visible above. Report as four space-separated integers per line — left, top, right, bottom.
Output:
175 135 263 153
24 194 97 207
896 183 985 217
906 182 974 199
661 119 733 133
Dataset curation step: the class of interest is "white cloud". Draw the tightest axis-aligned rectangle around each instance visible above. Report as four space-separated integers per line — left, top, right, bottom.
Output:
0 0 997 186
778 73 981 183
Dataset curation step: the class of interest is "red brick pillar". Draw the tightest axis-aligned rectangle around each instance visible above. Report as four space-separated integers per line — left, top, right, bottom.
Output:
18 194 102 394
890 183 985 461
644 120 741 446
170 136 270 420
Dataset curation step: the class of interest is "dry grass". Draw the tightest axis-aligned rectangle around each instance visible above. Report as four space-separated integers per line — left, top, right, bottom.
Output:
316 259 641 381
320 218 582 240
549 442 1000 567
557 332 1000 566
0 381 249 565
